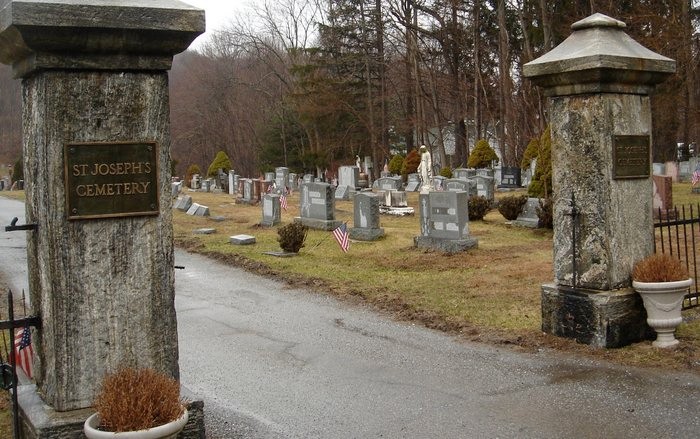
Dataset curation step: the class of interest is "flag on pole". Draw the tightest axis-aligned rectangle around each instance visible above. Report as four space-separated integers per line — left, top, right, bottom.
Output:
280 193 288 211
14 326 34 379
332 223 350 253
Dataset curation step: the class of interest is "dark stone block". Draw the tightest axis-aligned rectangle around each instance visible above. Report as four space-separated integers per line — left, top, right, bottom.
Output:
541 283 653 348
413 236 478 254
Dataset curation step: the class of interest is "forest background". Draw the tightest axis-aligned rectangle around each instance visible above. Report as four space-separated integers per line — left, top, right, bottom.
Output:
1 0 699 180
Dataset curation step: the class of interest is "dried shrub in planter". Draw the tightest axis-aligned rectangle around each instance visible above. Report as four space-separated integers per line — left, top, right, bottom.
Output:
95 368 184 432
498 195 527 220
536 197 553 229
633 253 689 282
277 222 308 253
468 195 490 221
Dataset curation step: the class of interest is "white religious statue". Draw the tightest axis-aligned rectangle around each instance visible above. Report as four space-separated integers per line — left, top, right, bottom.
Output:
356 155 362 170
417 145 433 193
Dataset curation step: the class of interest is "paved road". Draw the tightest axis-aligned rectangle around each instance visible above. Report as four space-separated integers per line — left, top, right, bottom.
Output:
1 196 699 438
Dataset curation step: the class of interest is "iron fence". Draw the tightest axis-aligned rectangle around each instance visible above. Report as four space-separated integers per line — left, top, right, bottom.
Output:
654 203 700 309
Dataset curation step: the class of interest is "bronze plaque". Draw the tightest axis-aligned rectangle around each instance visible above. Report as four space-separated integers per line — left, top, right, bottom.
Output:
64 142 159 219
612 135 650 179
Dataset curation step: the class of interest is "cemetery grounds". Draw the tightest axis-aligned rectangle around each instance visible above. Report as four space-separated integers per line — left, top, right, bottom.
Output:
0 185 699 436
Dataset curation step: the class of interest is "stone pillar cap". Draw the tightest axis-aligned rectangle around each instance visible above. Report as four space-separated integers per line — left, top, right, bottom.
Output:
523 12 675 96
0 0 205 77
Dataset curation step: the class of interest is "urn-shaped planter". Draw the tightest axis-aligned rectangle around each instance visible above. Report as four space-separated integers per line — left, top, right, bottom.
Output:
84 410 188 439
84 368 187 439
632 278 692 348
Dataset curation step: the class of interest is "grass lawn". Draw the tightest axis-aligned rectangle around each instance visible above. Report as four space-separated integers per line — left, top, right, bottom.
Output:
0 182 699 437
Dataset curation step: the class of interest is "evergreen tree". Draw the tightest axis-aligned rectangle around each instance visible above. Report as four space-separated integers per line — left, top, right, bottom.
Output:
207 151 232 177
527 126 552 198
467 139 498 168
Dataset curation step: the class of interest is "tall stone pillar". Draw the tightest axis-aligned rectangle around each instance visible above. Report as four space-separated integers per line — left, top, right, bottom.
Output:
524 13 675 348
0 0 204 432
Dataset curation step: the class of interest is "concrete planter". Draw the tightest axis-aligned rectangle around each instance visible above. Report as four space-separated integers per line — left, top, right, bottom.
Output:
84 409 188 439
632 278 693 348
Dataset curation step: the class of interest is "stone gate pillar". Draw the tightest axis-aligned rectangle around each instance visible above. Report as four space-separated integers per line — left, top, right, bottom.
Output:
524 13 675 347
0 0 204 433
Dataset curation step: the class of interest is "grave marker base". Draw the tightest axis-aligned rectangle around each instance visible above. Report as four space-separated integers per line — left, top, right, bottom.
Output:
413 236 478 253
541 283 653 348
349 227 385 241
294 217 343 231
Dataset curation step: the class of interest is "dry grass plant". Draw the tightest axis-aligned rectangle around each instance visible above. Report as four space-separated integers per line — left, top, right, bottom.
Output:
633 253 690 282
94 368 184 432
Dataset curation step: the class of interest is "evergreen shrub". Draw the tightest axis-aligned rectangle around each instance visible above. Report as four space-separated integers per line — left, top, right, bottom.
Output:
498 195 527 220
468 195 490 220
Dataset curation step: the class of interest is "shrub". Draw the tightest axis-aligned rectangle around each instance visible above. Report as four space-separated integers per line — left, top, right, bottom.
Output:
185 164 201 188
536 197 553 229
94 368 184 432
439 166 453 178
527 126 552 198
498 195 527 220
401 149 421 180
388 154 404 175
633 254 689 282
277 222 308 253
468 195 490 220
207 150 232 177
467 139 498 168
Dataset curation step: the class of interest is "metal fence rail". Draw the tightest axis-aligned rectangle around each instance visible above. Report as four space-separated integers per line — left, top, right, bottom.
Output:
654 203 699 309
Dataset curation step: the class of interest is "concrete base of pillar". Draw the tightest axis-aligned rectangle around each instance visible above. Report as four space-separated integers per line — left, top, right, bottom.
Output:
413 236 478 254
294 217 343 231
18 384 205 438
541 283 653 348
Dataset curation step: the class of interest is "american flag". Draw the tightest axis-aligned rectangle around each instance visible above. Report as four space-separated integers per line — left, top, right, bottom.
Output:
692 169 700 187
280 193 288 211
332 223 350 253
14 326 34 379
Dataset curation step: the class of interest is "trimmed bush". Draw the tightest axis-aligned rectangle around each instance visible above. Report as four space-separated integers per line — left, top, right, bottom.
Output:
277 222 308 253
468 195 490 221
536 197 553 229
467 139 498 168
498 195 527 220
207 150 232 177
388 154 404 175
439 166 453 178
527 127 552 198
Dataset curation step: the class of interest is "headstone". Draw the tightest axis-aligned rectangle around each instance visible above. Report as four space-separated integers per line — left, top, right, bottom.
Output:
338 165 359 189
190 173 201 190
679 161 691 181
524 12 674 347
431 176 447 191
380 171 391 178
414 191 478 253
445 178 474 196
664 161 679 182
201 179 211 192
265 171 275 182
186 203 210 217
452 168 470 180
294 182 342 230
0 0 206 435
652 175 673 217
241 179 254 203
261 194 281 226
173 195 193 211
275 167 289 191
376 176 402 191
652 162 666 176
382 190 408 208
230 234 256 245
0 180 4 190
334 185 349 200
512 198 541 228
500 166 522 187
476 168 494 178
303 174 314 183
349 192 384 240
288 173 298 190
228 170 236 195
193 228 216 235
472 175 495 202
